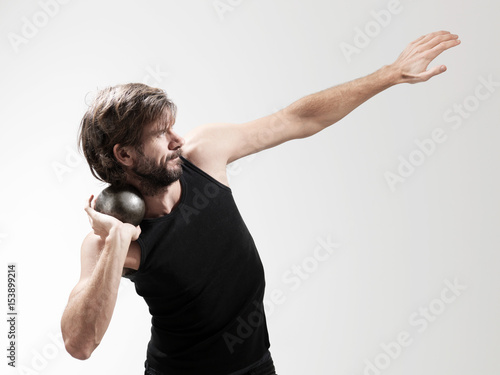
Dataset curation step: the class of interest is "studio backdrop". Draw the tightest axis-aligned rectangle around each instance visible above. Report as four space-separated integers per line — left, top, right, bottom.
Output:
1 0 499 374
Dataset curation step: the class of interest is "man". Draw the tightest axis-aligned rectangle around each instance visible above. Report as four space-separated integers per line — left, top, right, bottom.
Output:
61 30 460 375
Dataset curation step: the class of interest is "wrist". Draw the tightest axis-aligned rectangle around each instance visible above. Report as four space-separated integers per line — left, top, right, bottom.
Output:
106 224 134 245
379 64 402 87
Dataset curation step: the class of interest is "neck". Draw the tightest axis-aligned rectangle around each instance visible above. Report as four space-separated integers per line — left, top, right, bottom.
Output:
140 179 182 218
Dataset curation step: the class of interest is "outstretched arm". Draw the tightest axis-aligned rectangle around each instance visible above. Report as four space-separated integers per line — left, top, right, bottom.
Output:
285 30 461 130
183 30 460 169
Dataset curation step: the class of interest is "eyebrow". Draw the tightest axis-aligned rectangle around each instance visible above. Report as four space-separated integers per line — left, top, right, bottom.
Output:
151 122 173 135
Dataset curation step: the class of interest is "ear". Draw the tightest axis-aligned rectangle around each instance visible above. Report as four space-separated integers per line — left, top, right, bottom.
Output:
113 144 136 167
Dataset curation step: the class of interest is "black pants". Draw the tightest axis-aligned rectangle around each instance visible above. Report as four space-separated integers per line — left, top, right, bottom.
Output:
144 351 277 375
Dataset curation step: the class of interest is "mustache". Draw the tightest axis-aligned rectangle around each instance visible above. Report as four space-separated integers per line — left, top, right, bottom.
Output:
166 148 183 161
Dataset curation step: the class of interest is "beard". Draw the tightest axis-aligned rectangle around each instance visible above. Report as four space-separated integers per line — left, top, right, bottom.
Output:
132 149 183 196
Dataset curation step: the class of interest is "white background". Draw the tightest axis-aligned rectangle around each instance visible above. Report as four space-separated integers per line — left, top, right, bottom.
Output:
1 0 499 374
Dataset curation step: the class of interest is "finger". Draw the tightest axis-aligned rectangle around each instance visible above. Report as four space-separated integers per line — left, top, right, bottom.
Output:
410 34 427 46
416 31 451 46
84 200 94 224
415 30 452 46
425 38 461 61
84 196 91 215
422 33 459 52
417 65 446 82
84 205 95 219
85 195 93 209
84 196 98 219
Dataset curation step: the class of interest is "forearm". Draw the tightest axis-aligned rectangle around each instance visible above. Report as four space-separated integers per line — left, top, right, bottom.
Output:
284 30 461 132
285 65 399 131
62 227 131 359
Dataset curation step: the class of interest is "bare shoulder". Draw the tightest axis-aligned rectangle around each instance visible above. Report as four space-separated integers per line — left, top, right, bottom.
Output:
182 123 232 188
180 110 296 182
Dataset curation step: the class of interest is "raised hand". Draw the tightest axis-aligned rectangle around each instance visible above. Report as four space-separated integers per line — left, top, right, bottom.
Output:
84 195 141 241
390 30 461 84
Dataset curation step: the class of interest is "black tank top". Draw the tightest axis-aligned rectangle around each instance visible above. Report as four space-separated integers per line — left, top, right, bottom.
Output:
124 156 270 374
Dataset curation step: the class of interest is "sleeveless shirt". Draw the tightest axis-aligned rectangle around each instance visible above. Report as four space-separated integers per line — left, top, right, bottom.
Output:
124 156 270 374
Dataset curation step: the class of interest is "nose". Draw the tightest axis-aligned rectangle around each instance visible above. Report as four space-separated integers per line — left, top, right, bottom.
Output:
168 130 185 151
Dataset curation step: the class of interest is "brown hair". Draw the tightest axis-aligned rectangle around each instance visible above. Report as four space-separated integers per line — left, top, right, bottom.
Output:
78 83 177 186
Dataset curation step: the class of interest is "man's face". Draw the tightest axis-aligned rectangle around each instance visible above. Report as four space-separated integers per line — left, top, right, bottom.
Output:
131 118 185 196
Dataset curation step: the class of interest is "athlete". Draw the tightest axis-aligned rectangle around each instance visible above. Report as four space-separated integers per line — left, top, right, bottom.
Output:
61 31 460 375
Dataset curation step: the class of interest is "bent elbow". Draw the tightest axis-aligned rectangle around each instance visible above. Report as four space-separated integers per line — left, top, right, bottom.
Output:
64 338 95 360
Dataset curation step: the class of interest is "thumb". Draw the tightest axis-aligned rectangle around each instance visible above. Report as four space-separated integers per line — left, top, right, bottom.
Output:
417 65 447 82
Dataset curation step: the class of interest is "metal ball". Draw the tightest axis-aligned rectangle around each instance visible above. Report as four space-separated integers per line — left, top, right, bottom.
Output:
94 185 146 226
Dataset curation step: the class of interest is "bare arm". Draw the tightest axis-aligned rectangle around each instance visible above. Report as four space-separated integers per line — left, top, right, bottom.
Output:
283 30 461 129
183 30 461 170
61 197 140 360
